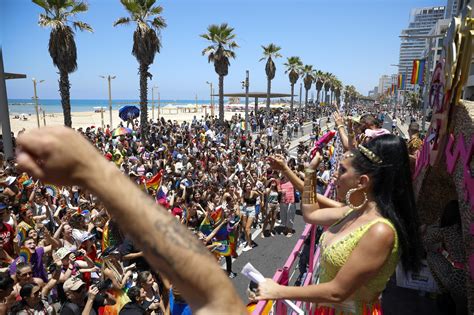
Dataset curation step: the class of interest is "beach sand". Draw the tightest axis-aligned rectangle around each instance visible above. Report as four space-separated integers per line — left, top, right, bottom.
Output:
8 105 242 134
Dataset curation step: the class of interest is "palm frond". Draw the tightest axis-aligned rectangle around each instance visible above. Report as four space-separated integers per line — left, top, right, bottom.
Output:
120 0 142 14
32 0 51 12
69 1 88 14
113 17 131 26
151 16 166 30
149 5 163 16
38 13 58 27
72 21 93 32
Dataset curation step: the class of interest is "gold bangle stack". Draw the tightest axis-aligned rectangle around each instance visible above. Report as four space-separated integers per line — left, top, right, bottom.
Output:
302 168 318 204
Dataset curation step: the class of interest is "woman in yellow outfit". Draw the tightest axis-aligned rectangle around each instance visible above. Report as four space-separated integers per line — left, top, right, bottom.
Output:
260 135 423 314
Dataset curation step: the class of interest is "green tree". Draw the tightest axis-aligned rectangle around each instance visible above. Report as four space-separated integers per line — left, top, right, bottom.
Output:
33 0 93 127
301 65 314 114
407 91 422 110
259 43 282 116
333 78 343 106
114 0 167 136
314 70 324 103
323 72 333 104
283 56 303 117
201 23 239 123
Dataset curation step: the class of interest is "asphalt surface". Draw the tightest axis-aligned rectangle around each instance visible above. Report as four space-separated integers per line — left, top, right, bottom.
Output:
226 117 331 301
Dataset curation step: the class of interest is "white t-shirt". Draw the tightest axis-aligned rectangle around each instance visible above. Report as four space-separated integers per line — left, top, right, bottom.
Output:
267 127 273 137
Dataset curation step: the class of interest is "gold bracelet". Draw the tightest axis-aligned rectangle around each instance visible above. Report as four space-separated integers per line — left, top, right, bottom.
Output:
302 171 317 204
336 124 345 130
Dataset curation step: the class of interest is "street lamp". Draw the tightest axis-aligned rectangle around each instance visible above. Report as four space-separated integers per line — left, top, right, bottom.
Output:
100 75 116 128
206 81 213 117
151 85 158 121
240 71 250 132
32 78 45 128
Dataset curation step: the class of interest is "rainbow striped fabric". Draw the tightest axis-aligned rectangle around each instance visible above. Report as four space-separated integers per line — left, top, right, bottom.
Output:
398 74 406 89
411 59 425 85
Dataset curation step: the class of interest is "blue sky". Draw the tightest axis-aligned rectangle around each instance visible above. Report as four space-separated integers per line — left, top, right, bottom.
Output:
1 0 445 100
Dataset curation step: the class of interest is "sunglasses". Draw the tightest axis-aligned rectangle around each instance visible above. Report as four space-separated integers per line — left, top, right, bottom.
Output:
20 271 33 277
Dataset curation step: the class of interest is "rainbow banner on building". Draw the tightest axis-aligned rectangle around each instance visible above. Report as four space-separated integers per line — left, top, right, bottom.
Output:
398 74 406 90
411 59 426 85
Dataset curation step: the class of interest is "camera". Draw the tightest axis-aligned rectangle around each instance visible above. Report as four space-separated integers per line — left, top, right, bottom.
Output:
93 279 113 292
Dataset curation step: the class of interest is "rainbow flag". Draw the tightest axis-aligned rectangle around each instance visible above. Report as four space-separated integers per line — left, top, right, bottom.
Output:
398 74 406 90
19 247 32 263
199 215 212 236
145 169 164 190
17 221 32 245
210 206 223 223
211 241 232 256
411 60 425 85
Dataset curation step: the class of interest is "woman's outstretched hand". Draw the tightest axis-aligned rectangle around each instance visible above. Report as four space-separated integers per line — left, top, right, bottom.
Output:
256 278 283 300
267 154 287 172
307 151 324 171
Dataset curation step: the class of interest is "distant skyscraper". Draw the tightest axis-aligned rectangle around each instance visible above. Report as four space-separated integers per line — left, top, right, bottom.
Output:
378 75 395 95
398 6 445 90
445 0 459 18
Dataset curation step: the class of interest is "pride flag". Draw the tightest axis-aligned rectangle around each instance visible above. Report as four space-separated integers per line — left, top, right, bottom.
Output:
411 59 425 85
211 241 232 256
199 215 213 236
398 74 406 90
210 206 223 223
145 169 164 190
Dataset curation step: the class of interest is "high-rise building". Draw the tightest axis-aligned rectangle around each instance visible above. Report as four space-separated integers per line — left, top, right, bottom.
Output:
398 6 445 90
445 0 459 18
378 75 396 95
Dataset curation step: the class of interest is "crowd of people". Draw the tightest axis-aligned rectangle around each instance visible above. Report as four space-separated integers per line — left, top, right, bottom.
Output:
0 102 435 315
0 108 335 314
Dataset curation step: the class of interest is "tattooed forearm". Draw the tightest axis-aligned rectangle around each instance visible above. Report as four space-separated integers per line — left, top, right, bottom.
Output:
85 161 246 314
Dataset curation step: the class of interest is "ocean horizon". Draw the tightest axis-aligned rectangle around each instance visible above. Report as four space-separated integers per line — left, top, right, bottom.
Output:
8 99 213 115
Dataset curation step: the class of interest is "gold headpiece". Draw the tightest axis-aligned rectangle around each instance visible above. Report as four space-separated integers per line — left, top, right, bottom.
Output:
357 144 383 164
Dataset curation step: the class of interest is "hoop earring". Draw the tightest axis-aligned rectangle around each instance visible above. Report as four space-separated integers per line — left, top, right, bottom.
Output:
345 188 368 210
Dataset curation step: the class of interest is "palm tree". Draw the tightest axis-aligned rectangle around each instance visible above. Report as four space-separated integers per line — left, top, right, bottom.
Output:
33 0 93 127
114 0 167 136
333 78 343 106
201 23 239 123
283 56 303 118
329 75 341 106
323 72 333 105
301 65 314 114
259 43 282 116
407 91 422 110
344 85 357 107
314 70 324 103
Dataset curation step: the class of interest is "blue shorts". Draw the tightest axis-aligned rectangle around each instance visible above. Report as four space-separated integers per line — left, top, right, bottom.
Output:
255 205 261 216
243 206 256 218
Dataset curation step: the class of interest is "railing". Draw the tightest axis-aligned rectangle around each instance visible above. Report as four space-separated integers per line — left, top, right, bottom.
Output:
252 183 334 315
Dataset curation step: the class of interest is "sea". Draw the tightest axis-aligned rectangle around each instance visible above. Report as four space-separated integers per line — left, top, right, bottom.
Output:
7 99 212 115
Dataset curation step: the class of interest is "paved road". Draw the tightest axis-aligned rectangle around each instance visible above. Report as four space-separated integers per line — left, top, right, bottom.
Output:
226 117 332 301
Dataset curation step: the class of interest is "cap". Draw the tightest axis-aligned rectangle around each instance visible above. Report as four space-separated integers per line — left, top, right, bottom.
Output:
5 176 16 186
55 247 72 260
63 277 85 293
22 179 33 188
78 232 95 245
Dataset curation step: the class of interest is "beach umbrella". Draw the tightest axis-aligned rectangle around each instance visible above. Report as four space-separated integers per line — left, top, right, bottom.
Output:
119 105 140 121
112 127 132 137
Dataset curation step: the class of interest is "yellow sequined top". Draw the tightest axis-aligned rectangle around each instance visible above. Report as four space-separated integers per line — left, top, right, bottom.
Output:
318 215 400 313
